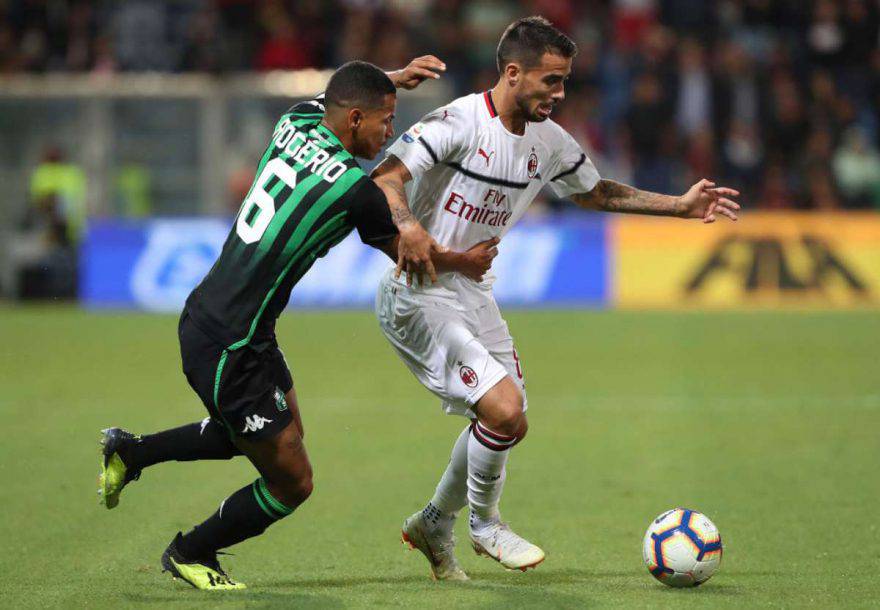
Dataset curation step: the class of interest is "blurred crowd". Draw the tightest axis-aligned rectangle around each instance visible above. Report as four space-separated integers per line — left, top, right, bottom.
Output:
3 0 880 209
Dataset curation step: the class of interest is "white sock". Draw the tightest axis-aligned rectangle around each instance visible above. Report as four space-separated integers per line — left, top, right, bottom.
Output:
467 421 517 534
421 425 469 537
427 424 470 517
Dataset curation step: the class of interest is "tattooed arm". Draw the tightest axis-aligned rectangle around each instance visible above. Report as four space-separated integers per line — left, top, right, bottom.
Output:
572 179 741 223
371 155 447 285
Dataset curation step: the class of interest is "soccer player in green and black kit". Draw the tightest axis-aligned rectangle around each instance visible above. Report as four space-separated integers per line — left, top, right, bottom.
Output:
97 58 499 590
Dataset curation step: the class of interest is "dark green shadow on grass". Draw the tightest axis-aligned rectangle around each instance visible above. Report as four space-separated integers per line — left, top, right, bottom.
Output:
122 590 341 608
261 568 642 608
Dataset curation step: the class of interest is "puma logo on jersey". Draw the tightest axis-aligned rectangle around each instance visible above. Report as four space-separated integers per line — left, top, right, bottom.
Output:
241 415 273 433
477 148 495 166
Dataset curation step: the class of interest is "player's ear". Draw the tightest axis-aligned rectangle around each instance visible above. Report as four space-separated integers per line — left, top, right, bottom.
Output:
505 63 520 87
349 108 364 131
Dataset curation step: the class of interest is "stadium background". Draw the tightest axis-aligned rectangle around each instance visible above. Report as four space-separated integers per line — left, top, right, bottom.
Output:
1 1 878 608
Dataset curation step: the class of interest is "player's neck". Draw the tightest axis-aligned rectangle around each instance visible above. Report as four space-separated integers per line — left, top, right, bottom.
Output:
489 82 527 136
320 118 355 153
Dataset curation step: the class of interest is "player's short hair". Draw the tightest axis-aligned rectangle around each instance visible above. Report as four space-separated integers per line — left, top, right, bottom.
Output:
325 61 396 110
496 16 578 73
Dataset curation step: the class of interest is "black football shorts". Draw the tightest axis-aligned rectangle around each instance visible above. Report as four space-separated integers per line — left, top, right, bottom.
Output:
178 310 293 440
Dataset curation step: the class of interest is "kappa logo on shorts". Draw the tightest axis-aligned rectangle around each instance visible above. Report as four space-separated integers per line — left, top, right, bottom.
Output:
459 364 479 388
241 415 273 434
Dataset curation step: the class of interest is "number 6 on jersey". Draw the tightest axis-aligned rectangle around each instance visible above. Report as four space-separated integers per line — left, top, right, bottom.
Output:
236 158 298 244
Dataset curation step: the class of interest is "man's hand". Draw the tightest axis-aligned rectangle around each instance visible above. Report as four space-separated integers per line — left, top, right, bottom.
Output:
396 220 447 286
678 179 741 223
458 237 500 282
387 55 446 90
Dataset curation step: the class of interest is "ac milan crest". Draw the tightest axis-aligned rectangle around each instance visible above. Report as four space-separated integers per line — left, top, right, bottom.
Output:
527 149 539 178
459 365 478 388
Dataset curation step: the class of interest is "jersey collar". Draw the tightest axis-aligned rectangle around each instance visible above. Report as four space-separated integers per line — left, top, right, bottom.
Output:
482 90 498 118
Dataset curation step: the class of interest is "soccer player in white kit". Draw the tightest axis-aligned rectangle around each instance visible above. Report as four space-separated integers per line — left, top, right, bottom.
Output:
371 16 741 581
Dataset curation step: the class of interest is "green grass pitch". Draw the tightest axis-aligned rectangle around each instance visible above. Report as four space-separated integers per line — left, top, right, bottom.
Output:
1 307 878 608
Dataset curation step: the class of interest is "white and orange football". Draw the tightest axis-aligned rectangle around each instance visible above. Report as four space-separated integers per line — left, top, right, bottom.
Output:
642 508 723 588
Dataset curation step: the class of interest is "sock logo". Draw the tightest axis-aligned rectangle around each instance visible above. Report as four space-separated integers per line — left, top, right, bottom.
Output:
241 415 273 434
473 470 502 481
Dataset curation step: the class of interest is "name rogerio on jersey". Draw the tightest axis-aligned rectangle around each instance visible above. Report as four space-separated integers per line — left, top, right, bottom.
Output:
444 188 513 227
271 117 348 183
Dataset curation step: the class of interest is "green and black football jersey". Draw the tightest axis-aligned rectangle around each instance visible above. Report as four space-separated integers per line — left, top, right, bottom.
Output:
185 96 397 350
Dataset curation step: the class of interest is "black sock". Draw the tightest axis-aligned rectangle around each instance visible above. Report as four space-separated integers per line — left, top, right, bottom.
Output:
176 478 294 559
126 419 240 471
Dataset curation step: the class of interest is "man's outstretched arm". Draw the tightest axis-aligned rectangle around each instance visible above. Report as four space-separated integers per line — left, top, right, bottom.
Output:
571 178 741 223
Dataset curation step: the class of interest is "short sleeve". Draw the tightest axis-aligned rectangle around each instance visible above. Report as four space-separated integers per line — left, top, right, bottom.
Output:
547 131 600 199
385 105 467 181
348 180 398 246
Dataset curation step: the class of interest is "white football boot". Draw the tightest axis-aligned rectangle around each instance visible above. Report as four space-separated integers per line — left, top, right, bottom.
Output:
470 522 545 571
401 511 469 581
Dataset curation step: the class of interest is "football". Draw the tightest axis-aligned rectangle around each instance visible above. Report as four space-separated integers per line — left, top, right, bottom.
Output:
642 508 723 588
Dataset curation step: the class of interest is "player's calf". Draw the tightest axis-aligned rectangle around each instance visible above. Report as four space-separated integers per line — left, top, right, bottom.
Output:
468 377 525 533
168 420 312 583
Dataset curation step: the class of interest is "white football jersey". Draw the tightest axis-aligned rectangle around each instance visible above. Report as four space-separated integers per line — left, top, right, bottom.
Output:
385 90 600 308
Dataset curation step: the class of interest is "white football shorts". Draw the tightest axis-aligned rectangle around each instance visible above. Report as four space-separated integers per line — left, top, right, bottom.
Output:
375 274 527 419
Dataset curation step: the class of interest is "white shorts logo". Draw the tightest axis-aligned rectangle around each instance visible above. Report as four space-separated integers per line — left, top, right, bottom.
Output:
241 415 273 434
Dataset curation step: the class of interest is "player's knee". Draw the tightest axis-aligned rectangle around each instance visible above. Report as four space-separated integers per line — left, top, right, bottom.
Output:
290 474 314 504
269 470 313 508
516 417 529 442
488 394 525 438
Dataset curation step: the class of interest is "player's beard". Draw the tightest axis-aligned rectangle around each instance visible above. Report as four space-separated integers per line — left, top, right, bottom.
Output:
517 95 552 122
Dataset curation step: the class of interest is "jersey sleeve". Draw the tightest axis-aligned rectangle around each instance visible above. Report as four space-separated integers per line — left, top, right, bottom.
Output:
385 105 467 181
547 130 601 199
348 180 399 246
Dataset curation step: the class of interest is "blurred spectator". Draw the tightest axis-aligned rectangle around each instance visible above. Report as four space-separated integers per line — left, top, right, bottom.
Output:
832 127 880 209
806 0 846 68
29 146 87 243
2 0 880 208
255 2 316 71
721 119 763 201
9 146 85 299
675 38 712 137
114 164 152 218
805 170 843 211
759 163 797 210
112 1 175 71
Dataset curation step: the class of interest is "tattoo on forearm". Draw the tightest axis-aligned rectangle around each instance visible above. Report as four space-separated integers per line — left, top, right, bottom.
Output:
373 156 417 227
576 179 681 216
391 206 414 225
377 177 414 226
